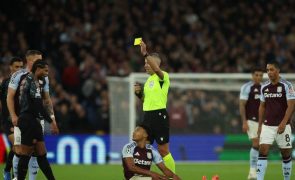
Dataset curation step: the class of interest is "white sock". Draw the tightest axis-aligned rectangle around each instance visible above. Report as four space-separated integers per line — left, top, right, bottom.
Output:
250 148 259 169
282 157 292 180
28 156 39 180
257 157 268 180
13 155 20 177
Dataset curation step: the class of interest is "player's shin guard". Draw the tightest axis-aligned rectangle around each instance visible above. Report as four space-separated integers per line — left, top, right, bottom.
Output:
37 154 55 180
282 156 292 180
17 155 31 180
28 156 39 180
4 149 15 172
163 153 176 173
13 153 20 177
257 154 268 180
250 147 259 171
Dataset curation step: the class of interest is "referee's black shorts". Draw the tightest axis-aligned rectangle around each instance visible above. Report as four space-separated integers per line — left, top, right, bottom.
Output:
18 113 44 146
143 109 169 145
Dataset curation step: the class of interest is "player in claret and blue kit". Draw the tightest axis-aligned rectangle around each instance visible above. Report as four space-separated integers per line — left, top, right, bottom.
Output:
122 124 180 180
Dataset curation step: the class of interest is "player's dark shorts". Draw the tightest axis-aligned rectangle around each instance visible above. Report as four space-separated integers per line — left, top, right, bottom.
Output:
2 120 14 136
18 113 44 146
143 109 169 145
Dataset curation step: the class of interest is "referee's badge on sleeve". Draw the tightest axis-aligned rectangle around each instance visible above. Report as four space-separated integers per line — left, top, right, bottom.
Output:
149 80 154 88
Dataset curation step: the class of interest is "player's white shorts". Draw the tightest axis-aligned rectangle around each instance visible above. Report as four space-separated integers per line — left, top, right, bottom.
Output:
247 120 258 139
14 126 21 145
130 176 152 180
259 124 292 149
40 119 45 134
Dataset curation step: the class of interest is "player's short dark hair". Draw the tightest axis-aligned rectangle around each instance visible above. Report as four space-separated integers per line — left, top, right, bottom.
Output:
9 57 23 65
251 67 264 74
138 124 152 142
25 50 42 57
267 60 280 69
32 59 48 73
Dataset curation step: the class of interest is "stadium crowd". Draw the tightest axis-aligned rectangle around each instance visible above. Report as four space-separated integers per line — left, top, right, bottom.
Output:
1 0 295 134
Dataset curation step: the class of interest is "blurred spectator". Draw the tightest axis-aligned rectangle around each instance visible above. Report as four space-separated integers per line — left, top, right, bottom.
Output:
169 99 188 131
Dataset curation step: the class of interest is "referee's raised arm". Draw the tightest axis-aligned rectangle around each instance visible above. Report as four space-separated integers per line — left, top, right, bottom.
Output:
140 40 164 80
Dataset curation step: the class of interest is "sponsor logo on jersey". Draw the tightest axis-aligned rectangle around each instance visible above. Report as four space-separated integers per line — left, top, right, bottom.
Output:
254 88 259 92
147 152 152 159
264 93 282 98
134 158 152 165
265 88 269 92
134 152 140 156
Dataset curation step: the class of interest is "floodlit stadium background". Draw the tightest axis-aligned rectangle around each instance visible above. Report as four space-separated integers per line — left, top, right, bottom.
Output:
1 0 295 179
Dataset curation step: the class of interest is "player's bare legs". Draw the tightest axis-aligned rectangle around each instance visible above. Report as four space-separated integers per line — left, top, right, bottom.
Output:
252 138 259 150
158 143 175 173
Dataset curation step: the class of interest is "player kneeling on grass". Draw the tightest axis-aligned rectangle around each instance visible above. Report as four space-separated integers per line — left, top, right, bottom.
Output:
122 125 181 180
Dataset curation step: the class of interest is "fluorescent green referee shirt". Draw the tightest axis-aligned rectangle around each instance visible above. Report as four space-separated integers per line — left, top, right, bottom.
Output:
143 71 170 111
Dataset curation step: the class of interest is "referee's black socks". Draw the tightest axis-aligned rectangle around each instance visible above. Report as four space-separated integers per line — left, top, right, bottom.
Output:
4 149 14 172
37 154 55 180
17 155 30 180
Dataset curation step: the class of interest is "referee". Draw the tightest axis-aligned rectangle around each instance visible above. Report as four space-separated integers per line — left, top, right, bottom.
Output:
134 40 175 173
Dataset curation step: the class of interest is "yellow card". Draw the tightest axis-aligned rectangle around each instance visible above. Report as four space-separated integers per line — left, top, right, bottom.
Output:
134 37 142 45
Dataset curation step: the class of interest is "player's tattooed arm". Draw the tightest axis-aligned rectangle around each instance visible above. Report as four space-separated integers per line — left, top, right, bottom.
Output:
43 92 54 116
43 91 59 134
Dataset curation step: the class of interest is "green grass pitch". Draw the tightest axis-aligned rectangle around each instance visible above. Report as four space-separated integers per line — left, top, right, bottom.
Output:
1 162 294 179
